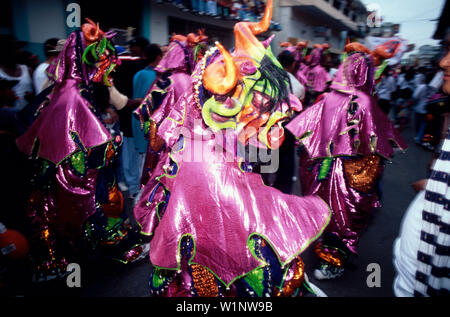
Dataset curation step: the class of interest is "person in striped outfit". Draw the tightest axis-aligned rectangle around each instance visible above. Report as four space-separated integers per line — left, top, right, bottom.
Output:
393 29 450 296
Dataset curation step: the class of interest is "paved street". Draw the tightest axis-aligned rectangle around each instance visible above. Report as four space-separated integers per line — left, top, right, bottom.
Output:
4 125 433 298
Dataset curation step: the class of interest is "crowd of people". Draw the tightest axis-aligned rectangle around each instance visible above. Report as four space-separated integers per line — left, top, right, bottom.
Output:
0 0 449 298
375 64 447 152
156 0 281 30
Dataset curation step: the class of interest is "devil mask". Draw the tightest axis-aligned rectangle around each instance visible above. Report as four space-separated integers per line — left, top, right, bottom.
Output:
193 0 301 150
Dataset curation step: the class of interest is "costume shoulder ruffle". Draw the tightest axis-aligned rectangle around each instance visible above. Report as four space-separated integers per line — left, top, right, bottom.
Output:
286 90 407 159
16 81 112 165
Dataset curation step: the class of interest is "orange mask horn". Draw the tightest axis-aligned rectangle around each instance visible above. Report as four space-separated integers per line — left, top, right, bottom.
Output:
344 42 371 55
234 0 272 56
202 42 238 95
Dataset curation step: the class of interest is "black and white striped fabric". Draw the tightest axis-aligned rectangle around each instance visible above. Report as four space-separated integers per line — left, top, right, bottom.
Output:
414 126 450 296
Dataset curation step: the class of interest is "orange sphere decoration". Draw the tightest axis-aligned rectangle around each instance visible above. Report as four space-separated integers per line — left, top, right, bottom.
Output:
0 223 30 259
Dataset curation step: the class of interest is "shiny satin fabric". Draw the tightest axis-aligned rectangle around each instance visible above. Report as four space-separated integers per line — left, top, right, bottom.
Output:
134 91 332 286
16 79 112 165
155 40 193 74
286 52 408 253
16 30 112 239
136 73 191 186
46 32 91 86
54 162 98 238
25 161 99 243
134 88 174 233
302 64 331 93
298 47 330 93
309 48 323 67
285 89 407 159
162 72 192 109
134 41 194 186
329 52 375 95
16 31 112 165
295 65 308 87
298 152 382 253
134 52 192 132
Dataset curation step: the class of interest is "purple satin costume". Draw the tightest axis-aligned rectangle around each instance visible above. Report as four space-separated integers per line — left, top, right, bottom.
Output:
135 39 194 187
300 48 331 93
153 39 194 100
286 52 408 253
16 32 112 238
133 50 332 293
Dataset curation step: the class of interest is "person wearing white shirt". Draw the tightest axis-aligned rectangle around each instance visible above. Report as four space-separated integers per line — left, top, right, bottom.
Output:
376 66 396 115
271 50 306 194
412 72 434 144
393 31 450 297
277 50 306 101
33 38 60 94
413 68 426 90
0 35 34 112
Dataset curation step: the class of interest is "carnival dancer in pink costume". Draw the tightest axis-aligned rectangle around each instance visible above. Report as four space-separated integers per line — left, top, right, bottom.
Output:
16 20 145 282
301 43 332 106
286 42 408 280
134 30 209 188
134 0 332 297
279 41 308 87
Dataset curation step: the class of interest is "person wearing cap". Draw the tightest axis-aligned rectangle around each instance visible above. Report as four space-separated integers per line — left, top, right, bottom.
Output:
32 38 63 94
128 37 150 59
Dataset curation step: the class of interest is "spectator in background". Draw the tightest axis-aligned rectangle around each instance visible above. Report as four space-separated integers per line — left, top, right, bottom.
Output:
0 35 34 112
413 66 426 91
412 72 435 146
206 0 218 16
238 0 250 21
376 66 397 116
327 60 339 80
112 36 149 194
0 79 20 133
17 50 40 73
133 44 163 100
218 0 231 19
191 0 206 14
230 0 240 19
131 44 163 204
128 37 150 61
33 38 60 94
278 50 305 101
270 50 305 195
253 0 264 18
393 28 450 297
394 67 415 128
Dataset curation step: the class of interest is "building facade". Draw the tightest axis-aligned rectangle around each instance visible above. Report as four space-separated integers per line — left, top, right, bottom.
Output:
275 0 367 55
2 0 367 62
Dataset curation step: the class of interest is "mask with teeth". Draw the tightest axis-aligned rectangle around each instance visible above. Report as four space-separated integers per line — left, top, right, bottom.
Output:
195 0 301 149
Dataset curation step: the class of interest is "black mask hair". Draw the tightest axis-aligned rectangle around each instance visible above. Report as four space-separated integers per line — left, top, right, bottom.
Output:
250 55 291 112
